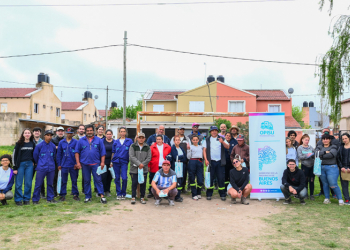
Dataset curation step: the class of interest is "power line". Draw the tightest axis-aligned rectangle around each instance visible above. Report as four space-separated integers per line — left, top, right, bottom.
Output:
129 44 320 66
0 0 295 7
0 44 123 59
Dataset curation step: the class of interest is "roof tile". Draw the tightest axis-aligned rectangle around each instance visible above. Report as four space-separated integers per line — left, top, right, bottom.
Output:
285 116 301 128
245 90 289 100
0 88 37 98
150 91 185 100
62 102 85 110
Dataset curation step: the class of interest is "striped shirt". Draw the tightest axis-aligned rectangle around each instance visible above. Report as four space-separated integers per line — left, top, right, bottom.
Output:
153 171 177 188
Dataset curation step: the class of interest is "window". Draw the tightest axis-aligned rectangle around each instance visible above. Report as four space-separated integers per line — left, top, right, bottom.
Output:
43 105 46 109
34 103 39 114
84 113 87 121
0 103 7 112
268 104 281 112
153 105 164 112
61 113 66 119
228 101 245 112
56 108 60 117
189 101 204 112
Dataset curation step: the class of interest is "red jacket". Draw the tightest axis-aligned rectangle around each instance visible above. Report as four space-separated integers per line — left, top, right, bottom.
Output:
148 143 171 173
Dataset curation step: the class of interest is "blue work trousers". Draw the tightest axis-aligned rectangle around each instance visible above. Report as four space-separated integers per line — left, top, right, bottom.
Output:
33 170 55 202
60 167 79 196
15 161 34 202
188 159 204 197
82 164 104 199
113 162 128 196
206 160 225 197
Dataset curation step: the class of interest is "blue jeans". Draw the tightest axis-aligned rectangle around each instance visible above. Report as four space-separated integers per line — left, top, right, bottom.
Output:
320 164 343 200
280 184 307 199
113 162 128 196
206 160 226 197
82 164 104 199
15 161 34 202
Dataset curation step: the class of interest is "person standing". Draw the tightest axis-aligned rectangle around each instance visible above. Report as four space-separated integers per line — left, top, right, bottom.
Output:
129 132 151 205
188 123 204 145
0 154 15 205
229 125 240 140
218 124 227 138
102 129 114 197
147 125 171 145
230 134 250 170
13 128 36 206
287 130 299 148
337 133 350 205
111 127 133 200
297 134 315 200
187 135 204 200
286 137 298 166
32 130 57 204
73 124 85 140
224 132 234 192
203 126 230 201
96 125 106 139
75 125 107 204
32 127 45 199
57 128 79 202
52 126 65 197
316 134 344 205
147 135 172 198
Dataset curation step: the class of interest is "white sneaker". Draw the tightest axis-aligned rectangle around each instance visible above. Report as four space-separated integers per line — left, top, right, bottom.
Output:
121 195 126 200
323 199 331 204
155 199 161 206
116 195 122 200
197 195 202 199
169 200 175 206
192 196 199 200
339 199 345 206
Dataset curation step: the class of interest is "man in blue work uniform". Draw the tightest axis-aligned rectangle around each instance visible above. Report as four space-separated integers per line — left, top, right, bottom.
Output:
146 125 171 145
57 127 79 202
75 124 107 204
32 130 57 204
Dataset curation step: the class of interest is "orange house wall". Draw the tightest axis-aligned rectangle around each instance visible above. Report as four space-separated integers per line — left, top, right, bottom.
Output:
215 83 256 125
255 100 292 116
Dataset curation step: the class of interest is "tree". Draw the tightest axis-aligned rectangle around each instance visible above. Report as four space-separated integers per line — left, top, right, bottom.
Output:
317 0 350 127
108 97 142 120
292 105 305 126
237 121 249 145
213 118 231 131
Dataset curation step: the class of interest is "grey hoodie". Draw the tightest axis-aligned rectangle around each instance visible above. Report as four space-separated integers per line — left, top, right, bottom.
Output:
315 144 338 165
297 145 315 167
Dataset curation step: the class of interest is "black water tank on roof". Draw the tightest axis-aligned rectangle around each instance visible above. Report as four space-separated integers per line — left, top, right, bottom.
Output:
303 101 308 107
309 101 314 107
207 75 215 83
217 75 225 83
45 74 50 83
84 91 92 99
38 73 46 83
111 101 117 108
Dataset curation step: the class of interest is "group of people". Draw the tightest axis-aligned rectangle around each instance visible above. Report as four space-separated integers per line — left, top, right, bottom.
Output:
0 122 253 206
282 128 350 206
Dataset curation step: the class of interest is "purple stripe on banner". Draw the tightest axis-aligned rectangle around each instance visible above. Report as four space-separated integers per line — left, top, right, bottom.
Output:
251 189 282 193
249 113 285 116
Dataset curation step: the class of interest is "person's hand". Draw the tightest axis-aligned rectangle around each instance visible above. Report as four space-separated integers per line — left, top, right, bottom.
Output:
156 189 161 196
58 166 62 171
109 163 113 168
13 170 18 175
187 143 190 150
237 190 242 198
326 151 330 154
0 193 5 200
76 163 82 170
306 153 312 158
101 163 105 170
218 137 224 143
342 167 346 173
289 186 295 193
139 163 144 169
163 188 169 195
347 168 350 173
205 160 209 166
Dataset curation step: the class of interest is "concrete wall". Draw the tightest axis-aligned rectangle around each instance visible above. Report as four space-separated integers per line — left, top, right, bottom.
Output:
0 98 30 117
340 102 350 131
82 98 99 125
143 101 177 122
63 110 83 124
0 113 27 146
302 107 310 126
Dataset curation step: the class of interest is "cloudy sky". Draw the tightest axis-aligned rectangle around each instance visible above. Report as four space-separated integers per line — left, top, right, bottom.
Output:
0 0 349 111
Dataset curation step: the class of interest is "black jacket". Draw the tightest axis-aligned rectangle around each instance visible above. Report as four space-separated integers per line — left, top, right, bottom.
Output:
281 167 306 193
51 136 65 147
316 135 340 149
13 141 36 170
337 145 350 169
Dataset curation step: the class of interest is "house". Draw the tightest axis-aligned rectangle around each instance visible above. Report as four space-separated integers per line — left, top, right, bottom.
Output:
340 98 350 131
61 91 99 125
302 101 330 129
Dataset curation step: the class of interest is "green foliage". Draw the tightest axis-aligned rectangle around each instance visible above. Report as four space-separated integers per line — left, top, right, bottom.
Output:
292 105 305 124
317 1 350 126
236 121 249 144
213 118 231 131
108 97 142 120
303 124 312 129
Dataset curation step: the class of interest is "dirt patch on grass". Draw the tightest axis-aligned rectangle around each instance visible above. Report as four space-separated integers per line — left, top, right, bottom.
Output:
44 198 284 250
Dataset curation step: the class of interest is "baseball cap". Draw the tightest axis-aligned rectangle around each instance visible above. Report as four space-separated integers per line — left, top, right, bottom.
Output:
237 134 245 140
56 126 64 131
192 123 200 128
138 132 145 137
209 126 219 132
66 127 74 134
178 126 185 130
44 130 54 136
162 160 171 165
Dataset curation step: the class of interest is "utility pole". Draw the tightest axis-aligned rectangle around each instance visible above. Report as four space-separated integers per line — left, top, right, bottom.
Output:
123 31 127 126
105 85 108 129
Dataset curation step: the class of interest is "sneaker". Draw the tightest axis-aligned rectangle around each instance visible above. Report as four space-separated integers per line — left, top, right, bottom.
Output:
40 193 46 199
147 193 154 198
58 196 66 202
32 201 39 205
323 198 331 204
84 198 91 203
231 198 236 204
206 197 211 200
23 201 30 205
121 195 126 200
100 197 107 204
105 191 111 197
15 201 23 206
73 196 80 201
241 197 249 205
1 200 8 205
116 196 122 200
169 200 175 206
47 199 57 204
197 195 202 199
310 195 315 201
283 198 292 205
315 192 323 197
345 200 350 205
155 199 161 206
131 198 136 205
339 199 344 206
140 198 146 204
221 197 226 201
175 197 183 202
300 199 306 205
192 196 199 200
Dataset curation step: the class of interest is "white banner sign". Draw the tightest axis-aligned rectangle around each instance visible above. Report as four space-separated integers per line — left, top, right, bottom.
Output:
249 113 285 199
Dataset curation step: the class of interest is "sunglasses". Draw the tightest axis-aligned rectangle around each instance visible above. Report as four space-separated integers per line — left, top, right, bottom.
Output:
193 126 199 128
233 160 239 164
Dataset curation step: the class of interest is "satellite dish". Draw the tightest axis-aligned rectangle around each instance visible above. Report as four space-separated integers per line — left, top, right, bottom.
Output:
288 88 294 94
94 95 99 99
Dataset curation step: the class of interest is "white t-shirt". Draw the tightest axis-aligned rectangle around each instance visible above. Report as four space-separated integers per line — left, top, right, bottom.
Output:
202 136 222 161
176 147 183 156
157 144 164 166
0 167 10 190
187 145 204 159
120 139 125 145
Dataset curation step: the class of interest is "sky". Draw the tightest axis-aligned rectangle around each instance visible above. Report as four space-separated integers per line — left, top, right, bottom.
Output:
0 0 349 112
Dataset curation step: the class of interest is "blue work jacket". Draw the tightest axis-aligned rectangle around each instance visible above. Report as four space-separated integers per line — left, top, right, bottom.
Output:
75 136 106 165
111 138 133 164
33 141 56 172
57 138 78 168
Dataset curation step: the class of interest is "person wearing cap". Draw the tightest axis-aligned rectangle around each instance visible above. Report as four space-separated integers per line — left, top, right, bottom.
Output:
32 127 45 199
146 125 171 146
230 134 250 170
230 126 239 140
57 127 79 202
75 124 107 204
32 130 57 204
151 160 178 206
188 123 204 145
203 126 230 201
52 126 65 197
129 132 151 204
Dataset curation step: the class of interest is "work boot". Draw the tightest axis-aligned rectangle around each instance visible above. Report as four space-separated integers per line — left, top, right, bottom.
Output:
300 198 306 205
241 197 249 205
283 198 292 205
1 200 8 205
231 198 236 204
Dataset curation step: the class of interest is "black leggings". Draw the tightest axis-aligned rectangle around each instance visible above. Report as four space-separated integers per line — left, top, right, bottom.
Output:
301 164 314 196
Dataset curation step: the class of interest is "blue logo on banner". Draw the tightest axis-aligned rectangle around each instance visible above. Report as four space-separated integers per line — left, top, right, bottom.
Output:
260 121 274 136
258 146 277 170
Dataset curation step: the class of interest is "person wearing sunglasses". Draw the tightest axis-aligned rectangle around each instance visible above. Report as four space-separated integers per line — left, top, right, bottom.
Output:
188 123 204 145
227 158 251 205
